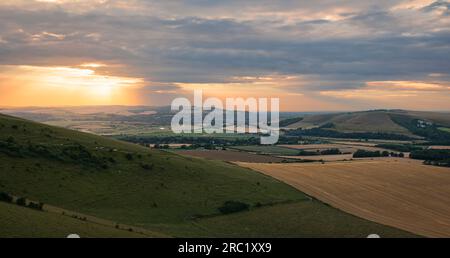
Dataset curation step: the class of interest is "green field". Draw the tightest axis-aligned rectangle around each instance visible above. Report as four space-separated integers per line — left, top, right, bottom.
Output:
230 145 300 156
195 201 416 238
0 113 416 237
438 127 450 133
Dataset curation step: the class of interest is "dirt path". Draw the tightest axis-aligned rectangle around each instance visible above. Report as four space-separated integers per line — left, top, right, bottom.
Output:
236 159 450 238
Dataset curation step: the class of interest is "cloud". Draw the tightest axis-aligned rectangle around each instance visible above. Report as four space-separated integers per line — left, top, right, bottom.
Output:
0 0 449 109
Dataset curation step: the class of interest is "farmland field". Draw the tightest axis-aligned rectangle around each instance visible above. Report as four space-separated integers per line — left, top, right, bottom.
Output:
279 154 354 161
0 113 420 238
280 144 390 153
237 159 450 237
428 146 450 150
230 145 300 156
174 149 290 163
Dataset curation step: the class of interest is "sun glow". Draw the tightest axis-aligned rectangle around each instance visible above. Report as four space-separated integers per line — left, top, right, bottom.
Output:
0 65 144 106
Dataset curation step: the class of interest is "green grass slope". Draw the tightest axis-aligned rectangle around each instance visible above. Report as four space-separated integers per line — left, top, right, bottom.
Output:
0 202 143 238
196 202 416 238
0 113 416 237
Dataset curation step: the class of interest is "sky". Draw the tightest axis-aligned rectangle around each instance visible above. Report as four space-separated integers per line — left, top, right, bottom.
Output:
0 0 449 111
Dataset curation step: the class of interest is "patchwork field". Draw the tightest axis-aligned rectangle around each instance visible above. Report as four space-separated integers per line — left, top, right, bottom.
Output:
279 154 354 161
230 145 300 156
237 159 450 237
175 149 289 163
1 113 418 238
280 144 390 153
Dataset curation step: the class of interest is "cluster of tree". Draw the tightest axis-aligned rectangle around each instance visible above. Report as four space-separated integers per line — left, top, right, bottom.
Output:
297 148 342 156
120 135 302 148
353 150 404 158
376 144 423 152
119 135 261 146
218 201 250 215
410 149 450 167
390 115 450 143
286 128 413 141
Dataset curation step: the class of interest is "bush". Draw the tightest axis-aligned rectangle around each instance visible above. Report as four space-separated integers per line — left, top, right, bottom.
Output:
411 149 450 167
28 201 44 211
376 144 423 152
0 192 13 203
297 150 319 156
353 150 382 158
320 148 341 155
141 163 154 170
6 136 15 144
125 153 133 161
16 197 27 206
410 149 450 161
218 201 250 214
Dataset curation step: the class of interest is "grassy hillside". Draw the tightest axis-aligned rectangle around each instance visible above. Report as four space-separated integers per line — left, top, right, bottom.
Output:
196 202 416 238
289 111 409 134
0 202 143 238
0 113 416 237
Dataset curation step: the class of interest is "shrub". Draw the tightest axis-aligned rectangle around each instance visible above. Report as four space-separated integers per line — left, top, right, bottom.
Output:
218 201 250 214
353 150 382 158
141 163 154 170
16 197 27 206
0 192 13 203
125 153 133 161
28 201 44 211
320 148 342 155
297 150 319 156
6 136 15 144
410 149 450 161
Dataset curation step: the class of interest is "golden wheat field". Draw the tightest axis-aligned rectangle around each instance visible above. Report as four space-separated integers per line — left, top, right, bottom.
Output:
236 159 450 238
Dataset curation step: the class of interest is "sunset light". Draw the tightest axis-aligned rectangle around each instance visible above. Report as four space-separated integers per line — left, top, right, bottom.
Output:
0 65 144 106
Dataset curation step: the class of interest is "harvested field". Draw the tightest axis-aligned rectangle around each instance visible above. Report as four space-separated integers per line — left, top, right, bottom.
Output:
175 150 290 163
428 146 450 150
236 159 450 237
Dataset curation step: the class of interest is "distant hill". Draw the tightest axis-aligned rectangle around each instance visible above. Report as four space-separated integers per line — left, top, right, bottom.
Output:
0 113 414 237
284 110 450 138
